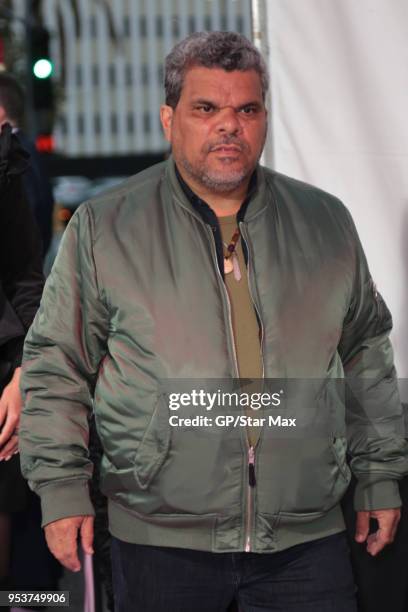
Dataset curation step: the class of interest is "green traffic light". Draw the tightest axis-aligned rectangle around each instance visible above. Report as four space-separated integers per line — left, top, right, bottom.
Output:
33 58 53 79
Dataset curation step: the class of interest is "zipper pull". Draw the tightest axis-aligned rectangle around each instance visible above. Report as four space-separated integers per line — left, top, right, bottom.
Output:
248 446 256 487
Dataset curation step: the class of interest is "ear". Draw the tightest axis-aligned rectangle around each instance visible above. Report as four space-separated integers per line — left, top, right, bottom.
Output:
160 105 174 142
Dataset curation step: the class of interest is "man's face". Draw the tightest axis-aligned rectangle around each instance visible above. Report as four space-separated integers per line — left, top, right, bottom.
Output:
160 66 267 193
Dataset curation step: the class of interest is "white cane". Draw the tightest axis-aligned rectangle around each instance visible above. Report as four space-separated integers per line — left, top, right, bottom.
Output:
83 553 95 612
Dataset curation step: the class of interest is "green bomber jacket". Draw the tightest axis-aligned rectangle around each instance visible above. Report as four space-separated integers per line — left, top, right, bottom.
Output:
20 158 408 553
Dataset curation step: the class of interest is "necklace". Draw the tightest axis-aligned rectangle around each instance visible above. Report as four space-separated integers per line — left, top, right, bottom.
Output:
223 228 241 281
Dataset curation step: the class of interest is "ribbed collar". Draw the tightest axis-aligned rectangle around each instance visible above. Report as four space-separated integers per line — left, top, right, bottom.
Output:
164 155 267 223
164 156 267 277
174 163 258 225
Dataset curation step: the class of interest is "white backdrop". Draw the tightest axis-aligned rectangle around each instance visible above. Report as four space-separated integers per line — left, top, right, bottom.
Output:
262 0 408 378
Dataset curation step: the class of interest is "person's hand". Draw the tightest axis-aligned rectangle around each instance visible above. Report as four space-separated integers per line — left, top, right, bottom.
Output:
0 366 21 460
44 515 94 572
355 508 401 556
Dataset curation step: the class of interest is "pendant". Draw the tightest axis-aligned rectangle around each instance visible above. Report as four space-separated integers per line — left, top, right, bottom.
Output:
224 255 241 281
224 257 233 274
232 253 241 281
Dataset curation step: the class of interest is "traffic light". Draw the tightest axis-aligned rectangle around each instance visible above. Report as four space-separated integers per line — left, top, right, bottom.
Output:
29 25 54 111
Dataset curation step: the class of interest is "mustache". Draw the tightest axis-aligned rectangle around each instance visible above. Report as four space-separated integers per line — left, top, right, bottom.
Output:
204 138 249 153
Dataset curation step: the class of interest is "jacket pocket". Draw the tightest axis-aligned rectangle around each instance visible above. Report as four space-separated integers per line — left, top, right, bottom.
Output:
132 391 243 515
101 392 242 516
256 379 350 516
256 436 348 516
133 394 171 490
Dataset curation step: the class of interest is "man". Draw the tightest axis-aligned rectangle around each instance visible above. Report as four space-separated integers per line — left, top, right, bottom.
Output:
19 32 408 612
0 72 54 257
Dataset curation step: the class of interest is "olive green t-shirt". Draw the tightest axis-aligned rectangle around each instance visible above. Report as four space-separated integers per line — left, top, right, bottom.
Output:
219 214 262 447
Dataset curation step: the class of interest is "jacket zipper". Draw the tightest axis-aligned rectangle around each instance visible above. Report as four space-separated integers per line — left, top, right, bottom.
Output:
206 224 262 553
245 445 257 551
239 222 265 552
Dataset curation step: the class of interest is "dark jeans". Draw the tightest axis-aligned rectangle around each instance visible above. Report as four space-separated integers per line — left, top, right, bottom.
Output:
111 531 357 612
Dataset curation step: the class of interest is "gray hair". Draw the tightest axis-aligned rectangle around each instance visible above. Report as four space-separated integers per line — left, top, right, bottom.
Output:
164 31 269 108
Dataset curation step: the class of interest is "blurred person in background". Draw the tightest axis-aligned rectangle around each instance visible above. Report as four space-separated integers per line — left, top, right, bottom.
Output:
0 122 44 600
0 72 54 258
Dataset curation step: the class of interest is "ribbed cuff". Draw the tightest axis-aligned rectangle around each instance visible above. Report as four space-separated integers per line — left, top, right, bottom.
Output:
37 479 95 527
354 476 401 511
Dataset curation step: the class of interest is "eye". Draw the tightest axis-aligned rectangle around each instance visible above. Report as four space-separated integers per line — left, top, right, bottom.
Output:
195 103 215 114
240 105 258 115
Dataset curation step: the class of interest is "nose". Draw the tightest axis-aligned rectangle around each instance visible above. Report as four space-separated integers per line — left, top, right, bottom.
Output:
215 106 242 135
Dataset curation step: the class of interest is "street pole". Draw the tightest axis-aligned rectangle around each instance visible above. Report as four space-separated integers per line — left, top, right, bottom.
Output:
251 0 274 168
25 0 36 140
